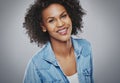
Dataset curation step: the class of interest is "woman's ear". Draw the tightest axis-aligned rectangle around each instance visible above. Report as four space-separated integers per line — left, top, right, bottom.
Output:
40 23 47 32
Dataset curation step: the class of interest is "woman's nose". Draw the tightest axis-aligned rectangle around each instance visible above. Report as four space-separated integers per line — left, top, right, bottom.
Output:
56 19 64 27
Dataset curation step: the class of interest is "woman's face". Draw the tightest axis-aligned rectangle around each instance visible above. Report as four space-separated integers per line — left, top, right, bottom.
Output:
41 3 72 43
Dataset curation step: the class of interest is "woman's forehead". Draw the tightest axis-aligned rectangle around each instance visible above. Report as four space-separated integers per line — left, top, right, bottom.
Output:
42 3 67 18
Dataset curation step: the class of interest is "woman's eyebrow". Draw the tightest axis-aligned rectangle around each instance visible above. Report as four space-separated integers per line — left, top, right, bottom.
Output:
60 11 67 16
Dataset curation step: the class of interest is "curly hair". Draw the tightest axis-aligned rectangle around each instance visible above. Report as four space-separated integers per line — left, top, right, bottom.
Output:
23 0 86 46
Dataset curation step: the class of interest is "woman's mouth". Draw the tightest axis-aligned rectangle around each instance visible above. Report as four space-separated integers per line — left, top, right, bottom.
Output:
57 28 68 35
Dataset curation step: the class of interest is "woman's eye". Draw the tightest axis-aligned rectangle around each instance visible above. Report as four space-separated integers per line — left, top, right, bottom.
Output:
48 19 54 23
61 14 67 18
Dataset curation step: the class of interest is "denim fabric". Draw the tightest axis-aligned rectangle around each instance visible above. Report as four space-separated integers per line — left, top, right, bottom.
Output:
23 37 94 83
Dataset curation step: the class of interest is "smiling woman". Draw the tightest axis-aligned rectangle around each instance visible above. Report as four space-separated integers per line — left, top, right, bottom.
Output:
23 0 94 83
41 4 72 43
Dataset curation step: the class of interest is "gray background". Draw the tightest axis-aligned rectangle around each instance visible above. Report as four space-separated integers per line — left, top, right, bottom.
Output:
0 0 120 83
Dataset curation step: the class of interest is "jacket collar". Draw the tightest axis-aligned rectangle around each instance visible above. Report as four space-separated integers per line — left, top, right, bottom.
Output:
42 42 58 66
71 37 83 58
42 37 83 66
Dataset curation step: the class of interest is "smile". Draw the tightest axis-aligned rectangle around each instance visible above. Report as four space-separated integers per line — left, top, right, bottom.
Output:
57 28 68 35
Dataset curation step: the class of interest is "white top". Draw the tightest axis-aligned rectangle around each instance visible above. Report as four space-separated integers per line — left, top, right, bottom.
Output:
67 73 79 83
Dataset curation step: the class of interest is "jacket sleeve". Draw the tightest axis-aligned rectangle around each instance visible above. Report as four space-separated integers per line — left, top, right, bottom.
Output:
23 60 42 83
90 44 94 83
82 40 94 83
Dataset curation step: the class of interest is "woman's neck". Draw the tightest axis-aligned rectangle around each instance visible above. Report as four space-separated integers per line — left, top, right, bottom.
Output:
50 38 73 57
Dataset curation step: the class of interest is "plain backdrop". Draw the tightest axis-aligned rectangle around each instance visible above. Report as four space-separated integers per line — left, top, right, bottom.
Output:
0 0 120 83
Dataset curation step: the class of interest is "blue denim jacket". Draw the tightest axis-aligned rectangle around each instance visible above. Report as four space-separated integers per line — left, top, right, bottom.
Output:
24 37 94 83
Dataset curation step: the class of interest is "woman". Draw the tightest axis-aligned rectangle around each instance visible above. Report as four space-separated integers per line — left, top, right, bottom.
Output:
23 0 94 83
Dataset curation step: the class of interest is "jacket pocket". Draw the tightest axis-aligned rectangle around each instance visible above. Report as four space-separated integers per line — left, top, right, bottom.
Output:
82 68 93 83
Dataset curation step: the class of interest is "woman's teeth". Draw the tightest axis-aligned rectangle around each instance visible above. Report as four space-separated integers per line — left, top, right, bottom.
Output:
57 28 67 35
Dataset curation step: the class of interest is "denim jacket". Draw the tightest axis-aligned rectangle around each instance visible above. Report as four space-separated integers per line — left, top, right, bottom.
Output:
23 37 94 83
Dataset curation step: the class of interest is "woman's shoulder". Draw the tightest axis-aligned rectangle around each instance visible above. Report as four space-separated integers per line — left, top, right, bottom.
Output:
32 44 47 58
72 36 91 46
72 36 92 56
27 43 51 69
